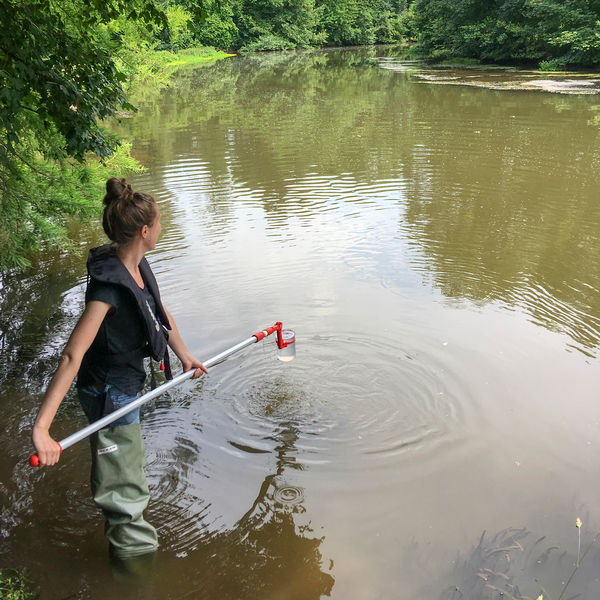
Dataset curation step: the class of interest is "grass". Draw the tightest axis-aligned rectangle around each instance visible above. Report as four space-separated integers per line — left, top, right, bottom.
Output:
0 569 37 600
166 46 235 67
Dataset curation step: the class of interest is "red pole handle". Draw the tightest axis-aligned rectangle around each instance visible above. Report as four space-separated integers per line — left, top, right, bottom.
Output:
29 442 63 467
253 322 282 342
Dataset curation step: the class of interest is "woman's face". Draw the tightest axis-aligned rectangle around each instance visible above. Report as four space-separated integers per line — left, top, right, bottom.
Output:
146 206 162 250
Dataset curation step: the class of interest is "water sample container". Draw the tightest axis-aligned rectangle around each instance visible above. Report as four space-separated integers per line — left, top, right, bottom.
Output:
277 329 296 362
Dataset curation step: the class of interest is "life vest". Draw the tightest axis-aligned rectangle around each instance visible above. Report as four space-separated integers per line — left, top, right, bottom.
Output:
85 244 172 379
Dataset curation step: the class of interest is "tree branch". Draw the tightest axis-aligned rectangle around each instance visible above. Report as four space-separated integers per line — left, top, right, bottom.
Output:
19 104 41 115
0 141 55 180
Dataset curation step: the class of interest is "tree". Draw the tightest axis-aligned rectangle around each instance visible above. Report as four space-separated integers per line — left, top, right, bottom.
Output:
0 0 169 267
0 0 169 163
316 0 410 47
231 0 326 51
190 0 239 49
411 0 600 65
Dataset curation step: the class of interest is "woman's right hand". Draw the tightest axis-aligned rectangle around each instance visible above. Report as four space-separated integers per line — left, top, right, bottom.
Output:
31 301 112 467
32 426 61 466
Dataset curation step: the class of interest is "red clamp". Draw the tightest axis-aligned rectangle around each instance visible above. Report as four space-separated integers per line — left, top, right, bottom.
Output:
253 322 287 347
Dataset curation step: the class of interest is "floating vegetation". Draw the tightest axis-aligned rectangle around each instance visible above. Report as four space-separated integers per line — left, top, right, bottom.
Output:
378 59 600 95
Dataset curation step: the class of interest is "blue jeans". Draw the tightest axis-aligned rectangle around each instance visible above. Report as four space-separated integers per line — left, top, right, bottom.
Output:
78 384 140 427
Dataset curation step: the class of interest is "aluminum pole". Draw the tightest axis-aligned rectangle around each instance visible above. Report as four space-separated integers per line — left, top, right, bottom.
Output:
30 331 271 466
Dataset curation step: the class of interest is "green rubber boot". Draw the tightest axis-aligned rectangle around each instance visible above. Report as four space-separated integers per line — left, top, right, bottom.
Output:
90 423 158 558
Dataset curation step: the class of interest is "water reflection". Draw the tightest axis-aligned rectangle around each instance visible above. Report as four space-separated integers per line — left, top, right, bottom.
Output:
114 48 600 356
395 82 600 355
1 382 333 599
139 379 334 599
177 420 334 599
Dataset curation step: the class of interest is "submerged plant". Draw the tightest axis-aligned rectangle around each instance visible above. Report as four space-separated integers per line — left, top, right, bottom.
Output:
440 520 600 600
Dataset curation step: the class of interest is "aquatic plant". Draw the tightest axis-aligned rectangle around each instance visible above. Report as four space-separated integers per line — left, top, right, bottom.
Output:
440 519 600 600
0 569 37 600
539 59 569 72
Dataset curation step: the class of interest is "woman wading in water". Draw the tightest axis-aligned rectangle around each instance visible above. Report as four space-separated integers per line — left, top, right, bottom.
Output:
32 178 207 558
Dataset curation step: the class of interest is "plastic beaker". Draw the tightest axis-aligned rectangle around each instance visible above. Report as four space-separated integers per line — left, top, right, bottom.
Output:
277 329 296 362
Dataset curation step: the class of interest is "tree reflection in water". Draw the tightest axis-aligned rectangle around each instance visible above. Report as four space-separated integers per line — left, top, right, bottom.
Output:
173 420 334 600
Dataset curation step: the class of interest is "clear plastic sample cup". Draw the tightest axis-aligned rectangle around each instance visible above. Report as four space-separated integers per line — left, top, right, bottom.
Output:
277 329 296 362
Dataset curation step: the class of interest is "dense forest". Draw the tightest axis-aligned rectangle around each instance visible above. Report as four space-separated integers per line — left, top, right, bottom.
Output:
1 0 599 268
410 0 600 69
198 0 600 68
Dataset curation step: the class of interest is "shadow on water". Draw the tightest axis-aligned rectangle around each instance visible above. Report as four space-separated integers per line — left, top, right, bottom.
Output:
0 255 84 390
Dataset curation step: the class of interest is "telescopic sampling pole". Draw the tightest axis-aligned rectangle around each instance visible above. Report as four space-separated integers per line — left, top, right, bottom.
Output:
29 321 295 467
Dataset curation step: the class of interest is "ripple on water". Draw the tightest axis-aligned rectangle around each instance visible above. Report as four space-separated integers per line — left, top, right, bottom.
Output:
134 328 476 556
197 330 474 475
272 484 304 507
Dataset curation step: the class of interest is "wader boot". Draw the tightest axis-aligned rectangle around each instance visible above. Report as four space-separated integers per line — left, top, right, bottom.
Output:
90 423 158 558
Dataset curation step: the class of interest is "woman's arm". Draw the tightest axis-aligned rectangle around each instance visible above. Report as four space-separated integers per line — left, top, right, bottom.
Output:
32 300 112 466
163 306 208 379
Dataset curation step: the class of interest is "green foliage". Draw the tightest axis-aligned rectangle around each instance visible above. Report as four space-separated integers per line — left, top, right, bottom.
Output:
203 0 411 52
0 569 37 600
241 33 297 52
317 0 411 46
165 5 195 50
539 58 570 71
410 0 600 66
318 0 371 46
196 13 240 49
106 14 175 99
0 0 166 162
0 0 222 269
378 9 415 44
0 0 169 269
192 0 239 49
0 135 144 269
233 0 327 52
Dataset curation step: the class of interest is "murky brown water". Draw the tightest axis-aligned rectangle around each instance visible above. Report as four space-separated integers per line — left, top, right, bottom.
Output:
2 47 600 599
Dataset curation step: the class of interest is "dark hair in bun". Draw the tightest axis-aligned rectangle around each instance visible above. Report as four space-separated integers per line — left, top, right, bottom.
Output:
102 178 157 247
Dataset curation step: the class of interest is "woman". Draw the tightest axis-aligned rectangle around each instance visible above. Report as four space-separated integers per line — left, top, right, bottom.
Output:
32 177 207 558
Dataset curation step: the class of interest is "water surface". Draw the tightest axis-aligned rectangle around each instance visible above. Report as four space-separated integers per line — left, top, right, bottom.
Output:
2 48 600 599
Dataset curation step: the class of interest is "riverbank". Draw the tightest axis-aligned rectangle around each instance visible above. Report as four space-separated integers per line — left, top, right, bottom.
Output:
166 46 236 67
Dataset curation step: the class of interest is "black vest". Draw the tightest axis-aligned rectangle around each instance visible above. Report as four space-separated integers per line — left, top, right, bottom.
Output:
85 245 172 378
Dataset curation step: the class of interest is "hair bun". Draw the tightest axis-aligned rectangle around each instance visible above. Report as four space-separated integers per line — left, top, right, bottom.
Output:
104 177 134 206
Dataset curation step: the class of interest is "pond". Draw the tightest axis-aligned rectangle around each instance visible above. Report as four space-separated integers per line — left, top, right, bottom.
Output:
2 47 600 599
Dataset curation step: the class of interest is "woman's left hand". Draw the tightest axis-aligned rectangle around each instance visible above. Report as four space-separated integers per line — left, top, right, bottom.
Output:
162 306 208 379
183 357 208 379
